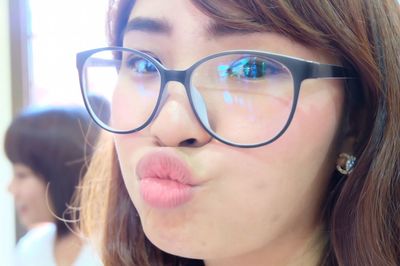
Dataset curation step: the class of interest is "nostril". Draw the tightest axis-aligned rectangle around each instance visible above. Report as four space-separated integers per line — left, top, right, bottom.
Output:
180 138 197 147
154 137 199 147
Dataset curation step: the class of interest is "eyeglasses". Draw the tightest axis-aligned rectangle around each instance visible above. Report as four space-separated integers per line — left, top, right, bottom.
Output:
76 47 356 148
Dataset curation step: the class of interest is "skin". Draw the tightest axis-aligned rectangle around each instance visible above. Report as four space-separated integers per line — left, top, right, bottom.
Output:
114 1 351 265
54 234 84 266
8 163 54 228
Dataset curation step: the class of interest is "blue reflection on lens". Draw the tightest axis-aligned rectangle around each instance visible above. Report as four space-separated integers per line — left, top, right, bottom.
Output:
136 59 157 73
238 97 244 107
192 85 211 128
218 65 230 79
223 91 233 105
137 85 153 96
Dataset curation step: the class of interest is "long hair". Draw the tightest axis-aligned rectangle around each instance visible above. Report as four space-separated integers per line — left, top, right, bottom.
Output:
77 0 400 265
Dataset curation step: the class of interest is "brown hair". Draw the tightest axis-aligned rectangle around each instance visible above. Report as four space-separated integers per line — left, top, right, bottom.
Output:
5 106 99 237
77 0 400 265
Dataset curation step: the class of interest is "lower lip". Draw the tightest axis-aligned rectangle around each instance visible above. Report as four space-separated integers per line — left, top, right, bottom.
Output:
139 178 193 209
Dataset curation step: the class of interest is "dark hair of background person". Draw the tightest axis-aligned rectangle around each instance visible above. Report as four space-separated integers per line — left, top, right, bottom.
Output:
76 0 400 265
5 106 100 237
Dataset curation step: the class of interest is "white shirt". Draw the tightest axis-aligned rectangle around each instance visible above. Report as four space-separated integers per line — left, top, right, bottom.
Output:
13 223 103 266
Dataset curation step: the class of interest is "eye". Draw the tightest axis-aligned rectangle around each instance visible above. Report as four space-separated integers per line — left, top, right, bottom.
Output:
126 57 157 74
14 171 30 180
226 57 285 79
124 56 158 74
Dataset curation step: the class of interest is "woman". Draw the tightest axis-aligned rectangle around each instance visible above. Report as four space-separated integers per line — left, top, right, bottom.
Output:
76 0 400 265
6 106 102 266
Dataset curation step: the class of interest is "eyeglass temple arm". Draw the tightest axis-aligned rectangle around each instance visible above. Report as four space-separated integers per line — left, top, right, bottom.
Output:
308 63 357 79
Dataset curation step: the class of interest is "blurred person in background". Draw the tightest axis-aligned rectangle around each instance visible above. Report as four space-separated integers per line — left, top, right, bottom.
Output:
5 106 102 266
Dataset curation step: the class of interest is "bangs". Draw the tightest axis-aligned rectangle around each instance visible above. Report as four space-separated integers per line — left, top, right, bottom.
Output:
4 116 37 167
191 0 337 52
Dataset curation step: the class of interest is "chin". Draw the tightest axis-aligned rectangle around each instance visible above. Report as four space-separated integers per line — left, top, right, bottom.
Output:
20 218 33 229
142 226 209 259
153 242 206 260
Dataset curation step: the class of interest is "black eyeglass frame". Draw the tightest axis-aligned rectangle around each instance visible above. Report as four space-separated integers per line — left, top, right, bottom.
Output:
76 46 357 148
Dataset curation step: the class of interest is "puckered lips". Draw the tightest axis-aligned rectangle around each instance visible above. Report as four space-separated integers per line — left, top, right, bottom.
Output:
136 150 196 209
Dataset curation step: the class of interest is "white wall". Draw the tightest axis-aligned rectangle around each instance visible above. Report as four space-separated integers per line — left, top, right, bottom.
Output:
0 0 16 265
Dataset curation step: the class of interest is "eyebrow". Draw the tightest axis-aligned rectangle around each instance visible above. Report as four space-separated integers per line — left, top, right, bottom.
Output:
124 17 172 35
207 22 259 36
124 17 257 37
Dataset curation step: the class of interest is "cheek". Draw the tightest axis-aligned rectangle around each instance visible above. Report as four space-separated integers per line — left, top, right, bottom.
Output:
114 134 148 202
18 180 42 202
114 134 141 175
17 180 49 225
111 78 160 131
27 190 47 214
209 82 344 245
286 79 344 151
29 182 47 199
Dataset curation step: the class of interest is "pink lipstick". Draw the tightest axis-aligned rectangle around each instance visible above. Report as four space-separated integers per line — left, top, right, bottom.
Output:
136 151 195 209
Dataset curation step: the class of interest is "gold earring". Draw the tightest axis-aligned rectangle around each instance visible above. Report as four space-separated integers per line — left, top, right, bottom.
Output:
336 153 356 175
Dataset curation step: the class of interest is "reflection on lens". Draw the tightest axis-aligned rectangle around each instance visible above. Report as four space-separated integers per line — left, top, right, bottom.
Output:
82 49 162 131
191 54 294 145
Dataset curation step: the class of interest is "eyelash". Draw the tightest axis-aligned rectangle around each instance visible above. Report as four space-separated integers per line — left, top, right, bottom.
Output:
124 52 162 74
226 57 285 79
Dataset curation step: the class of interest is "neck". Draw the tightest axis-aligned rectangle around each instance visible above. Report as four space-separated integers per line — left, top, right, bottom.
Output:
54 231 84 266
205 225 326 266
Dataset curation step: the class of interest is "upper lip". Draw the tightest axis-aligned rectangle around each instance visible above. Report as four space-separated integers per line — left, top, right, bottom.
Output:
136 150 199 186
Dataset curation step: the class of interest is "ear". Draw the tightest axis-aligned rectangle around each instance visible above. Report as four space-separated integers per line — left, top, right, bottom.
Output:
338 135 357 155
337 103 361 155
338 79 367 155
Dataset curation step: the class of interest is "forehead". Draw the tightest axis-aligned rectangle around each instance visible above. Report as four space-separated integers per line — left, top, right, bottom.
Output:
129 0 210 28
13 163 34 173
126 0 254 39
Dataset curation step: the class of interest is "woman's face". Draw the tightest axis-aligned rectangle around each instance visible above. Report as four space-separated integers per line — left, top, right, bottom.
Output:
114 0 346 264
8 163 54 228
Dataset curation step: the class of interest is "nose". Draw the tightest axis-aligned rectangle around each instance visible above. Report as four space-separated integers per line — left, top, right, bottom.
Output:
149 82 212 147
7 177 16 195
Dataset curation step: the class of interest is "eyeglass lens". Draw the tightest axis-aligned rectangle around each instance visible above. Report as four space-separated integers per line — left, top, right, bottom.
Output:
82 49 295 145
